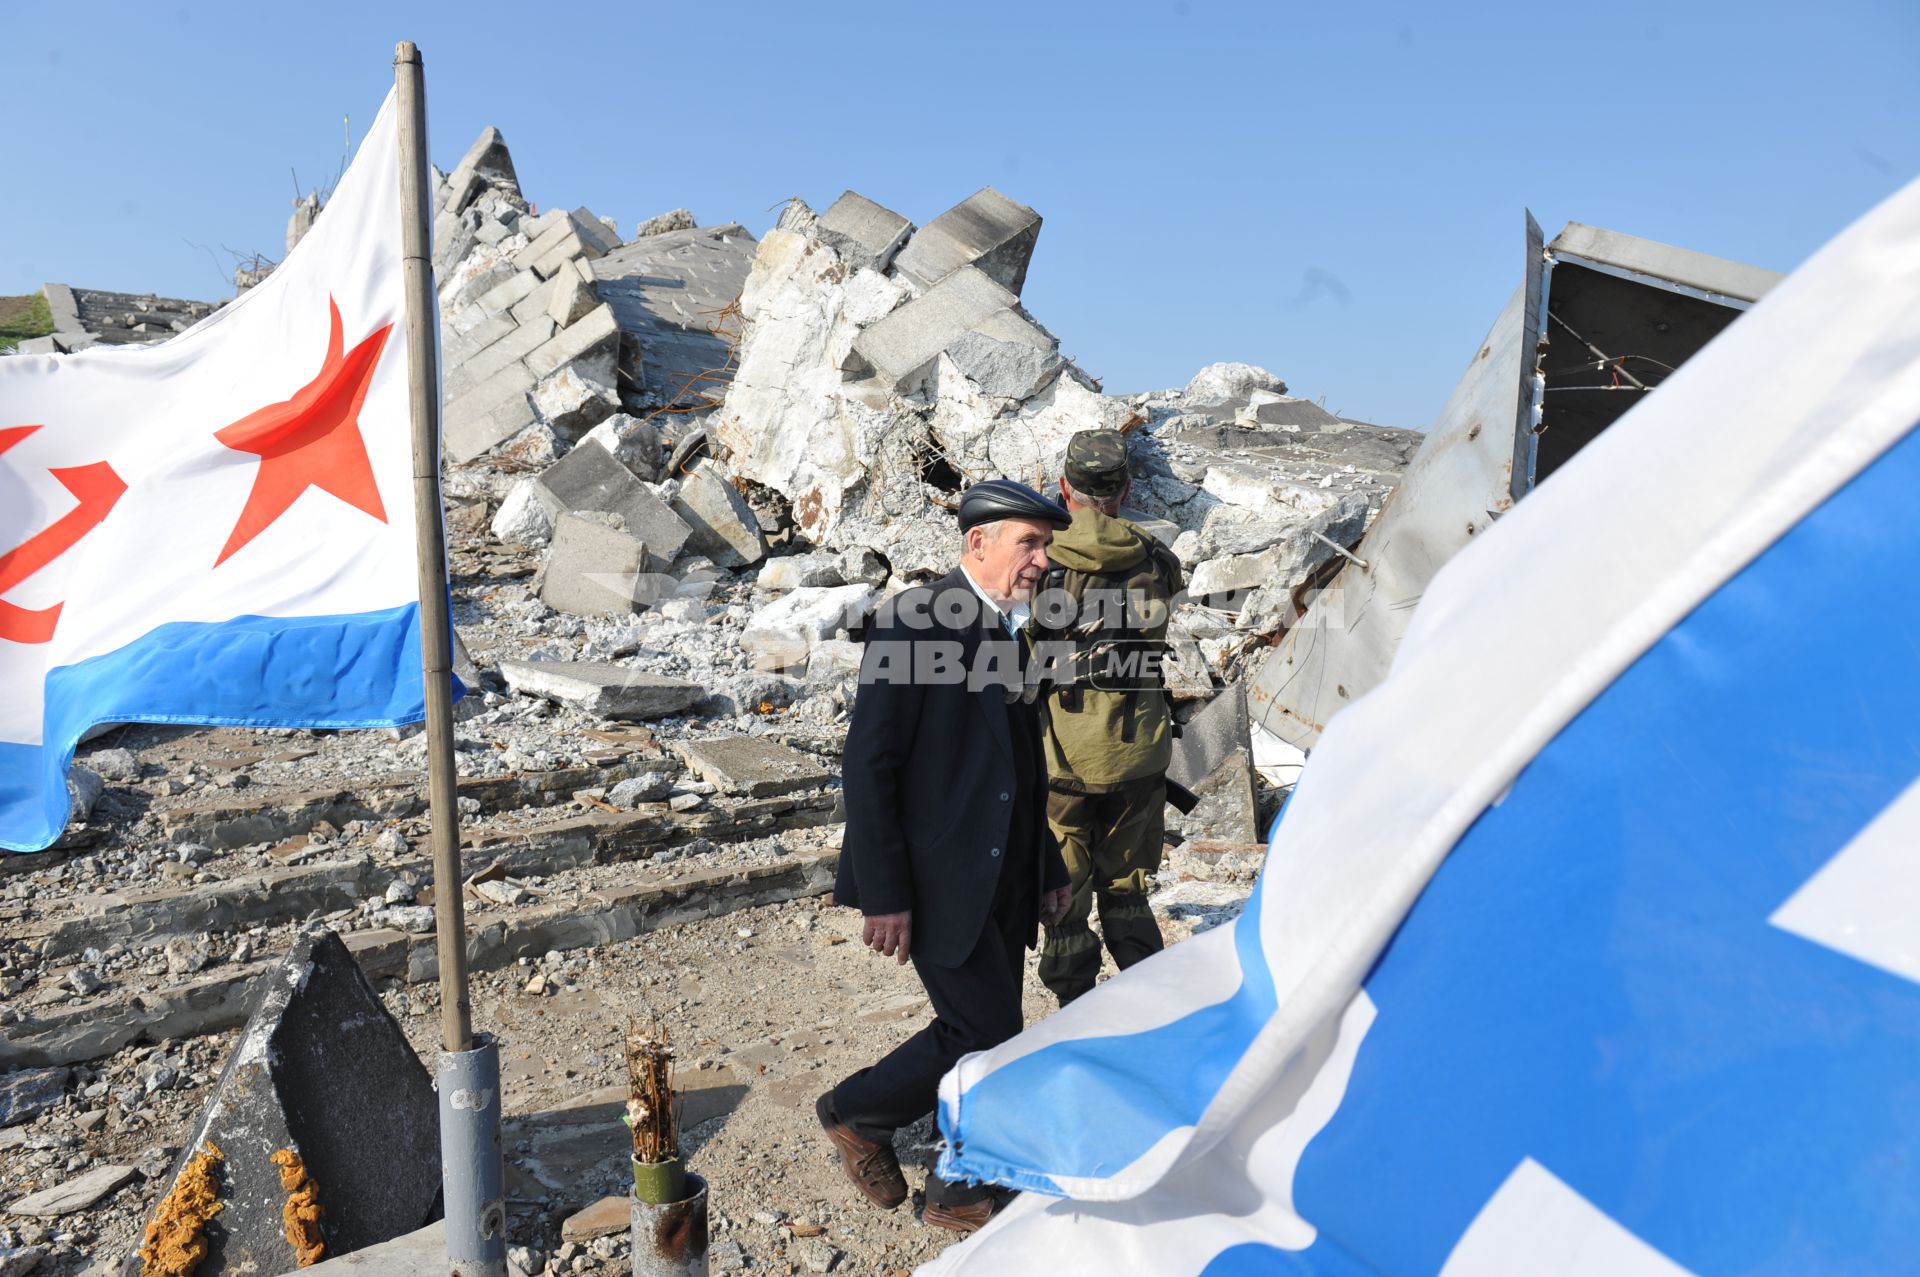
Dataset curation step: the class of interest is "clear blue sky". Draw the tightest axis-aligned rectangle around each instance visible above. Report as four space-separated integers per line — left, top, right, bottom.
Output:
5 1 1914 429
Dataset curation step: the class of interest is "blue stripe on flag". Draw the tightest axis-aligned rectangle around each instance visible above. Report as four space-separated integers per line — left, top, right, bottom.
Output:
1 603 439 852
940 872 1276 1192
1260 421 1920 1272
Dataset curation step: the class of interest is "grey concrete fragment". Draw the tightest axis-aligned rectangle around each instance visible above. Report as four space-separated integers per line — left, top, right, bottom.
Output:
8 1164 136 1216
675 736 834 798
490 478 553 547
455 316 554 394
740 584 877 671
534 443 692 569
0 1067 69 1127
848 267 1017 391
539 514 659 617
443 126 519 214
531 356 620 435
146 930 439 1274
444 361 538 463
591 224 757 403
524 303 620 379
476 268 544 317
1246 396 1344 430
499 659 703 720
756 552 846 592
569 207 623 256
634 208 697 238
1167 685 1259 844
816 191 913 272
443 313 516 369
893 186 1042 295
581 413 662 480
670 461 766 568
546 270 600 328
943 308 1062 398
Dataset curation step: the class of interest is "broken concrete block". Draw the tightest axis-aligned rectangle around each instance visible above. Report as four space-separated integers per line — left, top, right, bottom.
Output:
456 315 555 393
8 1163 137 1216
531 356 620 435
1185 361 1287 403
581 413 662 480
849 266 1018 391
942 307 1062 399
805 637 865 684
739 583 878 670
443 125 519 215
893 186 1043 295
491 480 553 547
444 362 538 463
1168 684 1259 844
569 207 623 257
443 313 516 370
533 443 692 569
476 268 544 317
66 765 102 823
0 1066 69 1127
525 303 620 380
756 552 847 592
0 1244 48 1275
816 191 913 273
634 208 697 238
546 270 600 328
145 930 439 1273
676 736 835 798
1245 396 1343 431
499 659 703 720
539 513 660 617
495 419 562 469
671 461 767 568
513 213 609 278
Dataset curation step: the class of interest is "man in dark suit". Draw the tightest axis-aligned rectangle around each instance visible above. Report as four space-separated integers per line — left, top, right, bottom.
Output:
817 479 1075 1233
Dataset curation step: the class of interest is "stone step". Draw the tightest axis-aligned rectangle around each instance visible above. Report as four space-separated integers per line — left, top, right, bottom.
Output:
0 847 839 1069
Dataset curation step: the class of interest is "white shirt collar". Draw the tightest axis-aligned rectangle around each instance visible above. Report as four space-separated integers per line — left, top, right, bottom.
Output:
961 564 1030 634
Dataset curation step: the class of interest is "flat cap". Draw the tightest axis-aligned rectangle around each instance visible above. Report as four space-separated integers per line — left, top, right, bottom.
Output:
1063 429 1131 498
958 478 1071 533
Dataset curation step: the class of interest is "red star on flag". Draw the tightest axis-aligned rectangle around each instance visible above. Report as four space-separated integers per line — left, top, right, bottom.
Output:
213 297 393 567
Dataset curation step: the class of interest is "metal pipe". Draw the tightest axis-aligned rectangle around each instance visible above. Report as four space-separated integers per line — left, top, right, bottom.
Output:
392 39 472 1056
1309 529 1368 572
630 1173 710 1277
439 1034 509 1277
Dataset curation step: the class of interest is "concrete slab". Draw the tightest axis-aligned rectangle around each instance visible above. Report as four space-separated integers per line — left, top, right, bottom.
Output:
278 1220 530 1277
500 659 703 720
0 1066 68 1127
146 931 439 1274
476 267 544 317
456 315 553 391
591 224 758 403
893 186 1043 295
816 191 913 272
533 445 691 570
671 461 766 568
539 514 659 617
1168 685 1259 844
675 736 834 798
524 303 620 379
849 266 1017 391
444 362 538 463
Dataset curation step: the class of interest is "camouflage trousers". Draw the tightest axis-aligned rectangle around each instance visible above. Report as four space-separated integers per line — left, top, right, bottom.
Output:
1038 776 1166 1006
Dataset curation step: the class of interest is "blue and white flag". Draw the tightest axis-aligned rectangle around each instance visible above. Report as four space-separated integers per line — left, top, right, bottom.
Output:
0 94 435 852
929 176 1920 1274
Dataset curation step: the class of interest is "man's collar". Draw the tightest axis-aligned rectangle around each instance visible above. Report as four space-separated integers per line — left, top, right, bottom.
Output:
959 562 1007 619
959 563 1029 634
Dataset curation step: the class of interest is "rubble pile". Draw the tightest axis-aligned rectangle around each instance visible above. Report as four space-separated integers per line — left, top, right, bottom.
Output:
0 122 1418 1274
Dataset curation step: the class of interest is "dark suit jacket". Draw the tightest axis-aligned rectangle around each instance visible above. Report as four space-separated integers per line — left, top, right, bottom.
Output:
836 568 1070 967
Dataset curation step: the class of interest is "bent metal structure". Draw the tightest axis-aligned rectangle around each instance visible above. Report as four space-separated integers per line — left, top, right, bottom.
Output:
1250 217 1782 749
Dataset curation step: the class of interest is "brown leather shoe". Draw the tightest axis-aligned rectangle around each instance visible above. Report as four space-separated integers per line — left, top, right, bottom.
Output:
923 1192 1010 1233
815 1093 907 1210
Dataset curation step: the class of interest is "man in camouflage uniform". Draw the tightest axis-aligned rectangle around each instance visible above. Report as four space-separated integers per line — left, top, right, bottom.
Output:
1030 430 1183 1006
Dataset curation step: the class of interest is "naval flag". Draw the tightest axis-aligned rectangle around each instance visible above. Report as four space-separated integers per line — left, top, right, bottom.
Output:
0 93 438 853
928 175 1920 1274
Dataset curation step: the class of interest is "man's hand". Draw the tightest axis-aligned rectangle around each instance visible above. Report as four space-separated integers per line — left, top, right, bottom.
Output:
1040 885 1073 928
863 911 912 964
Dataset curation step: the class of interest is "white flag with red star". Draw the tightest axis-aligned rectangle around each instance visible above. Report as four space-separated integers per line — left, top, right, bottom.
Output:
0 91 435 852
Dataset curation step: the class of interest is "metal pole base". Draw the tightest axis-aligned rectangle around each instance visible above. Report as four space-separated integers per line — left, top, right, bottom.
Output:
629 1173 709 1277
440 1032 508 1277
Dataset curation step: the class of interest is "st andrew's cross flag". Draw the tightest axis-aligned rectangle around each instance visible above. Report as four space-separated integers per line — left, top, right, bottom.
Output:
0 93 440 853
929 175 1920 1276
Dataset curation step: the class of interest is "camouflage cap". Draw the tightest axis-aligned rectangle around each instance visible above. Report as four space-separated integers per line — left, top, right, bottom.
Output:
1063 429 1131 498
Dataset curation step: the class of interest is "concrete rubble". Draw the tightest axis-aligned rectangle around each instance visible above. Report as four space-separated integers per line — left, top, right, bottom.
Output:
0 121 1427 1276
